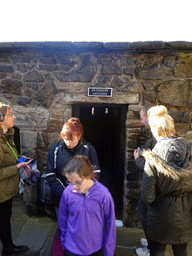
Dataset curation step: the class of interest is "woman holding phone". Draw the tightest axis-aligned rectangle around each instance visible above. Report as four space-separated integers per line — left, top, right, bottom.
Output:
0 102 31 256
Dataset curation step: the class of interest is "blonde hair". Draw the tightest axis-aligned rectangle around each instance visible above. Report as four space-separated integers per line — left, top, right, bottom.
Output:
147 105 175 137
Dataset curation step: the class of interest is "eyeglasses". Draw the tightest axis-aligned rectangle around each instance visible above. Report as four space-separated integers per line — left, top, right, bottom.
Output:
66 178 84 186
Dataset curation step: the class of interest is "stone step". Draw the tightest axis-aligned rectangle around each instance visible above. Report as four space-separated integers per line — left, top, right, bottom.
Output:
13 218 56 256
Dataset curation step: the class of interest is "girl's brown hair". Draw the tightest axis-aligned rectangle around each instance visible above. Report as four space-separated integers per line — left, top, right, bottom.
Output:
62 155 96 179
60 117 84 140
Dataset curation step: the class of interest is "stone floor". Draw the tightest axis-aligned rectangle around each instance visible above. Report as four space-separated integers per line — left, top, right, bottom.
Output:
1 195 192 256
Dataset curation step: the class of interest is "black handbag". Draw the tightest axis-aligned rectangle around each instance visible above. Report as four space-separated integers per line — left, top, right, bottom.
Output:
40 174 53 204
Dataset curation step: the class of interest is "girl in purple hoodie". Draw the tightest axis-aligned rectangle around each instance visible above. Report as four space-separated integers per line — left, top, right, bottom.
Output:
59 155 116 256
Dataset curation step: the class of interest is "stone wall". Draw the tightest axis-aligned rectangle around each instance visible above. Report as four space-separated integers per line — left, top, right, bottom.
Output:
0 41 192 226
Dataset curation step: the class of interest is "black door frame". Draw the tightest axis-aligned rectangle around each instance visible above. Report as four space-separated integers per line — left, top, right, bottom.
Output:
72 103 127 219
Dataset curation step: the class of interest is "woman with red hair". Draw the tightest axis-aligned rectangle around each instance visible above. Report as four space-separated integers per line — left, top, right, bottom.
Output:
46 117 100 216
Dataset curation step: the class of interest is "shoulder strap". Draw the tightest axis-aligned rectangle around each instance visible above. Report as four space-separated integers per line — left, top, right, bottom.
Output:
3 135 18 160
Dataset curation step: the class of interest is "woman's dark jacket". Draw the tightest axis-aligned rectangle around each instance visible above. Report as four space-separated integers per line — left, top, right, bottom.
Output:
135 132 156 184
46 139 100 207
141 137 192 244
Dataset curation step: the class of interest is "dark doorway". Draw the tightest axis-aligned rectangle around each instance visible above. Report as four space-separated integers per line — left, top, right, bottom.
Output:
13 126 21 154
73 104 127 219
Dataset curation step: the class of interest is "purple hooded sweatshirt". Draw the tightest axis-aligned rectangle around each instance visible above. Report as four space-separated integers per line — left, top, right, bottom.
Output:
59 179 116 256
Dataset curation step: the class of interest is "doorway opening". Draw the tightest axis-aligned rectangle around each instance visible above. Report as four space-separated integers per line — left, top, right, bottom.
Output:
73 103 127 219
13 126 21 154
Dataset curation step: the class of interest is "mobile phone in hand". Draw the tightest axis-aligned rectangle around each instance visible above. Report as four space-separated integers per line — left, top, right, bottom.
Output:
17 156 37 165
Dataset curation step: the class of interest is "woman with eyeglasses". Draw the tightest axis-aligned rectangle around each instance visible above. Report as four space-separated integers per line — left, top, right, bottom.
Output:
46 117 100 218
59 155 116 256
0 102 31 256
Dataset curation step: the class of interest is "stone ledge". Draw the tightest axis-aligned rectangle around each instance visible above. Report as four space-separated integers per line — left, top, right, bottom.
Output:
1 41 192 51
104 42 131 49
72 41 104 49
130 41 165 49
168 41 192 49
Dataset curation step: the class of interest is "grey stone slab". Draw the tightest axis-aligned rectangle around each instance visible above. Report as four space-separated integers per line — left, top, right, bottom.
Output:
168 41 192 49
72 42 104 49
104 42 131 49
114 245 137 256
131 41 165 49
116 227 144 247
39 237 53 256
14 218 54 249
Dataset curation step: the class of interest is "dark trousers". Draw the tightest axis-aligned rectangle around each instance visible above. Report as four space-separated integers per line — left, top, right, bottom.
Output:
0 197 13 248
65 248 102 256
137 196 152 250
137 195 148 234
148 239 187 256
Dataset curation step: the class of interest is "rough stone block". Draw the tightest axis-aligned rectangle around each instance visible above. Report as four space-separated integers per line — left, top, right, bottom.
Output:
174 56 192 78
0 64 14 72
158 80 192 106
138 63 172 79
175 122 191 134
24 71 45 82
20 131 37 149
1 79 23 95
